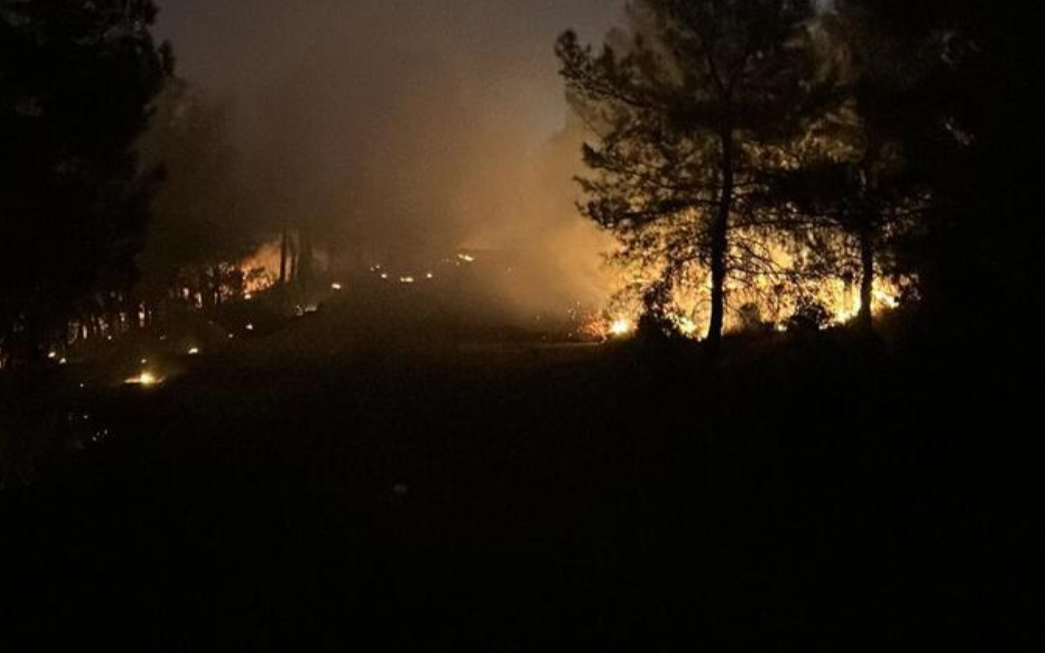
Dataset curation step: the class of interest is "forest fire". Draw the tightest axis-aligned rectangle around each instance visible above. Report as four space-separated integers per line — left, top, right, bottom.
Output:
0 2 1033 649
583 266 908 341
234 241 286 295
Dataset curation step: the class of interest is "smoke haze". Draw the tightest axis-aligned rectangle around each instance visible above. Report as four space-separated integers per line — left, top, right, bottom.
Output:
154 0 623 310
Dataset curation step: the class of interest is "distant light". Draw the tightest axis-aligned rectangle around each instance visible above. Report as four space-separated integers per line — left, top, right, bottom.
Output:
246 323 255 331
380 273 389 280
159 334 168 341
244 293 254 301
331 282 343 291
399 276 416 284
188 347 200 356
426 272 434 279
107 336 113 341
59 357 68 365
48 351 57 360
228 333 235 339
457 253 476 263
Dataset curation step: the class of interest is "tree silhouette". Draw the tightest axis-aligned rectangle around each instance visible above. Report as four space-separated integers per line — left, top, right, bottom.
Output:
557 0 825 346
0 0 171 365
767 7 935 333
137 79 257 314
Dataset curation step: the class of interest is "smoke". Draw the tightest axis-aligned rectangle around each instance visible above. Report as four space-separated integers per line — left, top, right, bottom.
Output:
154 0 622 312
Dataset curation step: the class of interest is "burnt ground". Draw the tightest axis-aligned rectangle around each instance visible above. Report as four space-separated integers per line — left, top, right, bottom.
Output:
0 294 1040 651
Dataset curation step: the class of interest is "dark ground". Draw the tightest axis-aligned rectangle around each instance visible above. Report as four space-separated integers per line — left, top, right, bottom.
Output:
0 294 1040 651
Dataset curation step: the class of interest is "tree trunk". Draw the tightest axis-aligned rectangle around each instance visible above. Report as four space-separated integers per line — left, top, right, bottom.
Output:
289 232 299 285
855 158 876 334
858 220 875 333
212 266 223 308
199 270 213 311
279 225 289 287
298 227 313 294
707 125 735 350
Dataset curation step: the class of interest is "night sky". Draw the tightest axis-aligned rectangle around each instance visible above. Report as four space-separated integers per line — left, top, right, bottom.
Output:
155 0 622 139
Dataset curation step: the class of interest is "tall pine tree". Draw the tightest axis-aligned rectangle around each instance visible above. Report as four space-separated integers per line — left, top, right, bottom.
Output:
557 0 825 346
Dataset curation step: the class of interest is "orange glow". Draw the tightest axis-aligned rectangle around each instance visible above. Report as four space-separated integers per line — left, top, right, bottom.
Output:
125 371 163 387
238 241 282 293
609 318 633 337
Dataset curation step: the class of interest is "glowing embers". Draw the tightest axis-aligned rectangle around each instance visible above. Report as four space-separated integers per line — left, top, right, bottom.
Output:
370 260 441 285
125 370 163 387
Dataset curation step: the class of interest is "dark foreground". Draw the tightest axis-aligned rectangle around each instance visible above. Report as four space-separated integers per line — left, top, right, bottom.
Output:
1 302 1039 650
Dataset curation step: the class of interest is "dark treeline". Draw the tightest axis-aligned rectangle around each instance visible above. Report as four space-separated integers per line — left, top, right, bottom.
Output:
1 2 319 370
557 0 1038 347
1 0 170 367
135 78 317 323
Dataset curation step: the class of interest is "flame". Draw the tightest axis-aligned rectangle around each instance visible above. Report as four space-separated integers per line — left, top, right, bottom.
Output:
591 230 912 338
673 315 699 337
125 371 162 387
238 241 282 293
609 318 634 337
